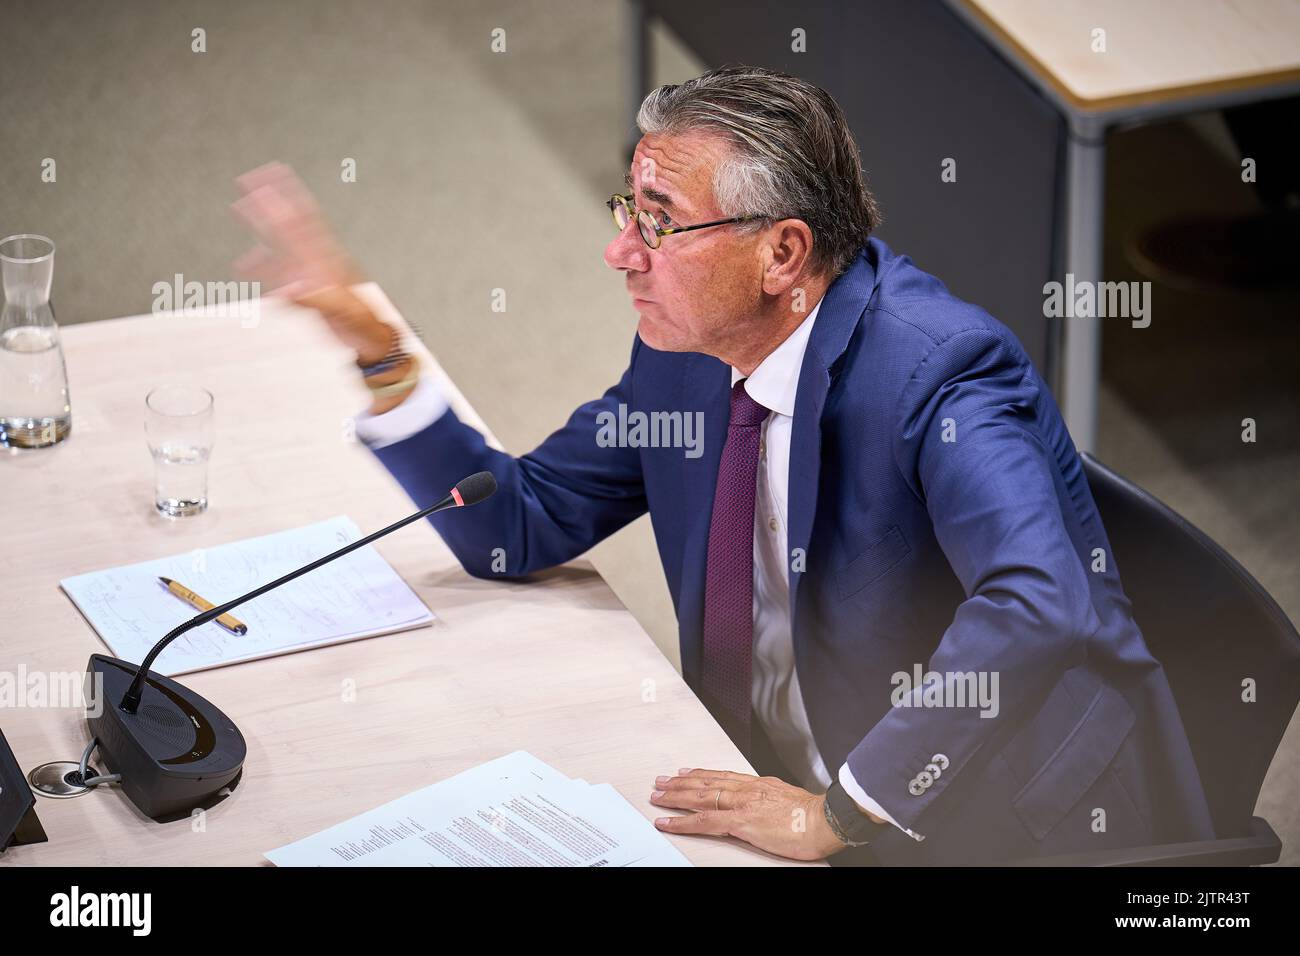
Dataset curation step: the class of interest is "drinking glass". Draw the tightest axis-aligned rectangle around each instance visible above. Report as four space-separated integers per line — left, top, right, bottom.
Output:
145 385 214 517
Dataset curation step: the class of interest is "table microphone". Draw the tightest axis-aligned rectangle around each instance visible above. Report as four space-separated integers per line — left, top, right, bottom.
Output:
83 470 498 821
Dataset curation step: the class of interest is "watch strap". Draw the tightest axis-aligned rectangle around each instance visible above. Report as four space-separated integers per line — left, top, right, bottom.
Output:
824 780 881 847
365 355 421 397
357 325 408 378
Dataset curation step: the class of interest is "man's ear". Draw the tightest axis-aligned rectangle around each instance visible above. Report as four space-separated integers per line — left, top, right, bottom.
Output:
760 219 816 296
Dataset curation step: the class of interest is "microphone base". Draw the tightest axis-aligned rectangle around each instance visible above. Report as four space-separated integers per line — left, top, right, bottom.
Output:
85 655 247 821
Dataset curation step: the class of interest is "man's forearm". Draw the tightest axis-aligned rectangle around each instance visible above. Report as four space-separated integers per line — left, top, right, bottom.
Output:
297 285 421 415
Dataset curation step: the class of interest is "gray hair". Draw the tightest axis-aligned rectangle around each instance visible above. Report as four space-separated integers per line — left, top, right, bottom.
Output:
635 65 882 279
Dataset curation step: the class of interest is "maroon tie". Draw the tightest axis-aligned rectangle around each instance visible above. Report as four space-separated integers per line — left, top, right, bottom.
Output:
701 378 770 755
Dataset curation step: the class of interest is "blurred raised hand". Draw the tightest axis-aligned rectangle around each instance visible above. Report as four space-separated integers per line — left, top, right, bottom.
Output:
231 162 390 362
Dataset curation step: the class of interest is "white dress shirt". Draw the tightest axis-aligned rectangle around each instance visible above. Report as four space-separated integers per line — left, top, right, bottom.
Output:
352 308 922 841
354 372 449 450
722 299 919 840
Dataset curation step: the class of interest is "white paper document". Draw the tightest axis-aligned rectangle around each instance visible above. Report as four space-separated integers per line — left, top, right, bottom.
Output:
265 751 693 867
59 515 434 676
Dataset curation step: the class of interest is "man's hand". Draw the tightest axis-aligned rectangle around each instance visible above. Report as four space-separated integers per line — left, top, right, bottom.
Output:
230 162 394 364
231 161 363 298
650 768 851 861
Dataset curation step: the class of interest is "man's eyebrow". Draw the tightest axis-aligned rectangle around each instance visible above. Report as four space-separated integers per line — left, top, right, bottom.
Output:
624 170 679 211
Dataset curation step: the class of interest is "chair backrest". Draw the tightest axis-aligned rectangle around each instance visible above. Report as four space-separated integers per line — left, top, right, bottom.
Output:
1080 452 1300 837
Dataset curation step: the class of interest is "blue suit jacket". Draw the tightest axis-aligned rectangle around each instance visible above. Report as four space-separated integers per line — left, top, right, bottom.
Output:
369 238 1216 864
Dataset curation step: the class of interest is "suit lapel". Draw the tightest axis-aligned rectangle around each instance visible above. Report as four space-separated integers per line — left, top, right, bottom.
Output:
787 248 879 627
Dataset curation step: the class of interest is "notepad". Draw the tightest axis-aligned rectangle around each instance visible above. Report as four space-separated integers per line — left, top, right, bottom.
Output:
59 516 435 677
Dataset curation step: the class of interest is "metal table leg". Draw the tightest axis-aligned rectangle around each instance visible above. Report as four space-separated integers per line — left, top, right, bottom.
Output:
1061 114 1106 452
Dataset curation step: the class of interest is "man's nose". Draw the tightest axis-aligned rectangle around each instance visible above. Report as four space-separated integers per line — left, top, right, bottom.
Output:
603 219 649 272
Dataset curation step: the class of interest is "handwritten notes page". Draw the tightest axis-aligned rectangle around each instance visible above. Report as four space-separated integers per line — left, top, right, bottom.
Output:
60 516 434 676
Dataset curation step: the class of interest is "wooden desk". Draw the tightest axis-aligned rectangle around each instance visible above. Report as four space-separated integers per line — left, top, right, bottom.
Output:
0 286 814 866
958 0 1300 112
948 0 1300 452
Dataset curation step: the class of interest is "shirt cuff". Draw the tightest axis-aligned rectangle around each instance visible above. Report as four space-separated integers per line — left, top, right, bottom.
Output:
838 762 926 842
352 373 449 449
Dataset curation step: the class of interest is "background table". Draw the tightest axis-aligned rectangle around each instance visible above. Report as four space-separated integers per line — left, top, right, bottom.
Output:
947 0 1300 451
0 286 815 866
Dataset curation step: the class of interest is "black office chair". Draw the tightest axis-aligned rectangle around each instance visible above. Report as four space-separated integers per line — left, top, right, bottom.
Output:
1008 452 1300 865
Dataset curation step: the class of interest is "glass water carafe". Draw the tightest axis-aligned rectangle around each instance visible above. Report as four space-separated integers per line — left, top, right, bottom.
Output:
0 234 71 448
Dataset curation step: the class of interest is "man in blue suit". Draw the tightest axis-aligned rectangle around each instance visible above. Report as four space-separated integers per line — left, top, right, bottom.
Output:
233 66 1215 864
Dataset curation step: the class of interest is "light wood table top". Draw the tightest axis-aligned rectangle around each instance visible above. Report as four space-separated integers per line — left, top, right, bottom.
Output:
0 285 815 866
956 0 1300 111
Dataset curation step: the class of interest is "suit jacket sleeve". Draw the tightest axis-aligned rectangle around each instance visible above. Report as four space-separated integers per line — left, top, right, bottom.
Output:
842 327 1102 833
364 336 649 578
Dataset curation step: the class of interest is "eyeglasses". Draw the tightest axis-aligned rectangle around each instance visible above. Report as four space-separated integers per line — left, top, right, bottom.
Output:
607 193 770 249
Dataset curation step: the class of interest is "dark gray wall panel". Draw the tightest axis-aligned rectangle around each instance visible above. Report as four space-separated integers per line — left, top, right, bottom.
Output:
644 0 1064 375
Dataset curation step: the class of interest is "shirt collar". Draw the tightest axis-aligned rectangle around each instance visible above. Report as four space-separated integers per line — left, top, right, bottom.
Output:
729 297 823 418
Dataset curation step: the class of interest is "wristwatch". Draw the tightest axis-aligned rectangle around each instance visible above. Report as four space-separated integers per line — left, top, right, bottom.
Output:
823 780 887 847
355 324 420 398
356 325 409 378
364 355 421 398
